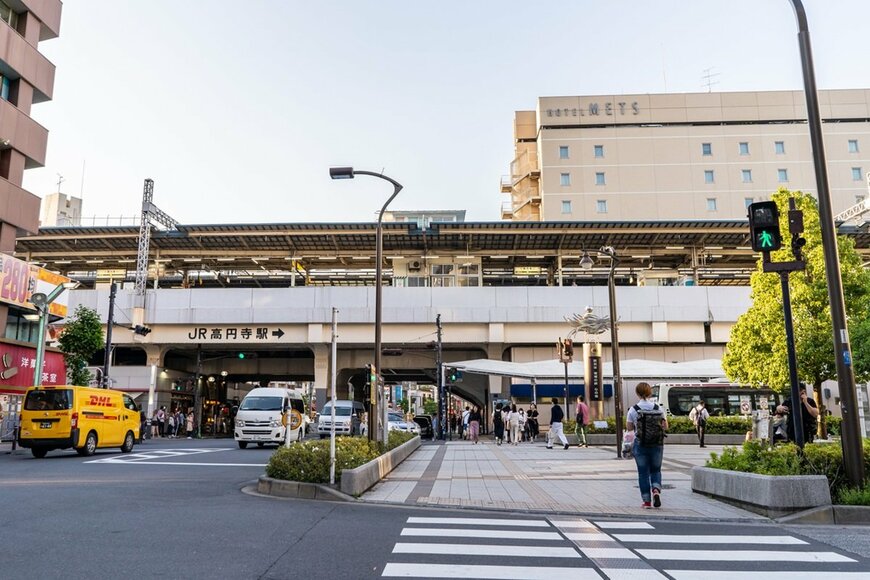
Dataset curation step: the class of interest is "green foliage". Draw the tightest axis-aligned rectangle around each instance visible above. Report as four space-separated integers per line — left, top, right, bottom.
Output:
707 438 870 500
723 189 870 395
265 432 417 484
582 415 750 435
57 305 104 386
826 416 843 436
837 484 870 506
422 399 438 416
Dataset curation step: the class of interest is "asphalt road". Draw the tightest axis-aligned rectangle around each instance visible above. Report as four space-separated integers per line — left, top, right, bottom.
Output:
1 438 868 579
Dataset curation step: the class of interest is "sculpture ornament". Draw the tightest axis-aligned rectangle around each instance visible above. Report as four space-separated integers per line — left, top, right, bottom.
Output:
566 306 612 340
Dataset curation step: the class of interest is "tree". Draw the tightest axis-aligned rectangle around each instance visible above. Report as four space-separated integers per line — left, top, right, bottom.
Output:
57 305 104 386
422 398 438 416
723 189 870 438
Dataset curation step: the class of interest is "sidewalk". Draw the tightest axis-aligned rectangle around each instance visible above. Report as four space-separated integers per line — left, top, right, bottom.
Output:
362 437 766 521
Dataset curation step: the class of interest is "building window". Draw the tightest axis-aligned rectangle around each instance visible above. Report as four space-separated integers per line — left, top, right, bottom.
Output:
848 139 859 153
778 168 789 183
702 143 712 156
456 264 480 287
596 200 608 213
561 200 572 214
560 173 571 186
0 2 18 28
739 142 750 156
595 172 606 186
707 198 718 212
0 76 9 102
742 169 752 183
430 264 455 287
594 145 604 158
744 197 754 208
775 141 785 154
704 170 715 184
559 145 569 159
852 167 863 181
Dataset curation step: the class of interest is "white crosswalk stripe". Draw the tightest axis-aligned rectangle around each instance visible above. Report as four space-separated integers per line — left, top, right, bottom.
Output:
613 534 808 545
382 517 591 579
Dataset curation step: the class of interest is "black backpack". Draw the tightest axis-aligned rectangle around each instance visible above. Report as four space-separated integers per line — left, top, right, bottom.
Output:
634 404 666 447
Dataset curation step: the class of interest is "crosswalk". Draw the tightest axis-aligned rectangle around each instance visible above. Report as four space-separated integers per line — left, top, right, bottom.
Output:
85 447 265 466
381 516 868 579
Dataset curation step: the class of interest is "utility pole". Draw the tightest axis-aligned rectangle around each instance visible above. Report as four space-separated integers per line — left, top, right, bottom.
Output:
435 314 444 440
329 308 338 485
102 282 117 389
194 346 202 438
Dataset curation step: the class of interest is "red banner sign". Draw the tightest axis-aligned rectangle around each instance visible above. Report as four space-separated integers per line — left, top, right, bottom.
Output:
0 342 66 394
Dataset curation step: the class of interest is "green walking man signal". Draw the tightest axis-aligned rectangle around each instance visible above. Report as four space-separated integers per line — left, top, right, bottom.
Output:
748 201 782 253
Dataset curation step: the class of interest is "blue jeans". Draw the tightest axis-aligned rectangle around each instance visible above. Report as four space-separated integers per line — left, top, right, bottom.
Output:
632 440 663 502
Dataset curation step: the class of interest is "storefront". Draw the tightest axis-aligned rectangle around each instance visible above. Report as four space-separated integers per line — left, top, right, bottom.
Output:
0 340 67 441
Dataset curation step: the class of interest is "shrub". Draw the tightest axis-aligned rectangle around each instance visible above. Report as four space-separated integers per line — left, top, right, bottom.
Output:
581 415 750 435
826 416 843 436
388 431 414 450
837 484 870 506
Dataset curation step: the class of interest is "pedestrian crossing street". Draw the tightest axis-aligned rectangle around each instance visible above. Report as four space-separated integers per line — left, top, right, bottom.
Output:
381 516 868 579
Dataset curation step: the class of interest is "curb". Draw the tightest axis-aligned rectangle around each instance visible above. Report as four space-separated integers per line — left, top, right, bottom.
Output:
256 476 357 502
777 505 870 525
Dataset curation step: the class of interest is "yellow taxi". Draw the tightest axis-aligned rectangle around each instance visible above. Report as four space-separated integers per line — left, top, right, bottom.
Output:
18 385 141 458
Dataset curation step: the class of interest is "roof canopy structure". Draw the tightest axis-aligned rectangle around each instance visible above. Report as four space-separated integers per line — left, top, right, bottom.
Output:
447 358 728 382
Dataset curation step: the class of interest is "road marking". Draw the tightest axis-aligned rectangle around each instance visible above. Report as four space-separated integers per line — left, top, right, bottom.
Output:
90 461 267 467
580 547 639 559
549 519 593 528
399 528 562 541
564 532 616 542
406 517 550 527
638 549 855 563
86 448 232 463
381 563 599 579
667 572 869 580
594 522 653 529
392 543 581 558
600 570 668 579
615 534 807 545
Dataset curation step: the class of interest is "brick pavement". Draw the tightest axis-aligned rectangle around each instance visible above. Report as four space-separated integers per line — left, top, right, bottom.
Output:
362 438 766 521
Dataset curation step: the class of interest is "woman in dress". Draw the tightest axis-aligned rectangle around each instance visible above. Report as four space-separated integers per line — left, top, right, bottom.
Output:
468 406 482 444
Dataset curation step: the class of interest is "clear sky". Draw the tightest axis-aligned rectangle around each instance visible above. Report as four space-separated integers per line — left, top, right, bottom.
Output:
21 0 870 225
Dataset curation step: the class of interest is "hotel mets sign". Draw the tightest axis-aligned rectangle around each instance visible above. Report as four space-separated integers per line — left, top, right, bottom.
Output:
545 101 640 119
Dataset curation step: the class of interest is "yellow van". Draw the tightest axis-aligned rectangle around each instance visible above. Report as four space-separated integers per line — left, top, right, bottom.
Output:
18 385 141 459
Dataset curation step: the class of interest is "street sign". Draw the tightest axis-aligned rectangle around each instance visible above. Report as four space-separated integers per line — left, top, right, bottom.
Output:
740 395 752 415
588 355 602 401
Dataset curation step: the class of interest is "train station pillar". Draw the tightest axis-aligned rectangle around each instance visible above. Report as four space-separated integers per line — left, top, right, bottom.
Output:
143 345 163 417
311 344 329 413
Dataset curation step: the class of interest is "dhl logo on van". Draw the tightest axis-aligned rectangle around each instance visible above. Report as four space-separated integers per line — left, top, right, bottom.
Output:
88 395 116 407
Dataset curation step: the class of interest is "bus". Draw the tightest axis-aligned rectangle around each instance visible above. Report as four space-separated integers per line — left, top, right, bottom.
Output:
651 382 782 417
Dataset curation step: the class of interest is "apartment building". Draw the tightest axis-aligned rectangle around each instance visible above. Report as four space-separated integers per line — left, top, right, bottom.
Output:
501 89 870 221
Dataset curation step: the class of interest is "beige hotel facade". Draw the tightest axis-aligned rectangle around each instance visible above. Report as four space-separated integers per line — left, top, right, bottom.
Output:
501 89 870 221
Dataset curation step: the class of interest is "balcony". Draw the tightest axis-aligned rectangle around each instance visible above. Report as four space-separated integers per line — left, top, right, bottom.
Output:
509 149 539 185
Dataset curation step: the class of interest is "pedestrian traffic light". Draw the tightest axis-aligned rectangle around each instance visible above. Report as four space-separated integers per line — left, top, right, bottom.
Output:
447 369 463 383
366 363 377 385
237 352 246 359
748 201 782 252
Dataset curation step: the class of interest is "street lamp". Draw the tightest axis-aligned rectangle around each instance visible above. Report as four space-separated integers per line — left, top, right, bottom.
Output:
28 281 80 386
579 247 624 459
329 166 403 442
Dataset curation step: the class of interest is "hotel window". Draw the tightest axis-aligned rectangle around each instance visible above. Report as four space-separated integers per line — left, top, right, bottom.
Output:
702 143 712 156
739 142 750 155
561 200 572 214
848 139 859 153
704 170 715 184
596 200 608 213
852 167 862 181
744 197 754 209
778 168 789 183
775 141 785 154
559 146 569 159
707 198 718 212
594 145 604 158
742 169 752 183
595 172 606 186
560 173 571 186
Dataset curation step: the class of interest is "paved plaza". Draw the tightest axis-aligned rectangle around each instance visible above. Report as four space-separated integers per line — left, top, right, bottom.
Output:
363 438 765 521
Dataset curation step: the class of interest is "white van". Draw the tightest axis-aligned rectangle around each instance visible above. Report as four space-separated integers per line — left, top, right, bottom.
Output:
234 387 305 449
317 400 365 438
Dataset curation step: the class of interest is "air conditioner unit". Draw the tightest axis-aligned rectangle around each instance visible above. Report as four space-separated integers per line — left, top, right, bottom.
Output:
408 260 422 271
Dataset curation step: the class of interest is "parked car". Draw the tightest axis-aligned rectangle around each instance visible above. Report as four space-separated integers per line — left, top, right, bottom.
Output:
388 412 420 435
412 415 434 439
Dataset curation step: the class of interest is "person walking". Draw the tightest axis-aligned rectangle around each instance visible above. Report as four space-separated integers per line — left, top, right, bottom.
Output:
547 398 569 450
527 403 539 442
575 396 590 447
157 406 166 437
151 409 160 438
501 404 512 444
519 408 528 442
626 382 668 509
508 404 521 446
492 403 505 445
468 406 481 444
186 409 195 438
688 400 709 448
461 406 470 440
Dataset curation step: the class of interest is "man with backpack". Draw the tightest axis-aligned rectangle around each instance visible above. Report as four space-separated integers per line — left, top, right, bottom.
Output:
688 400 709 448
626 382 668 509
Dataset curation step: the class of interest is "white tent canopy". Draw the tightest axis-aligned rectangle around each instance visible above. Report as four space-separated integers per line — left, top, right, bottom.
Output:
448 358 727 382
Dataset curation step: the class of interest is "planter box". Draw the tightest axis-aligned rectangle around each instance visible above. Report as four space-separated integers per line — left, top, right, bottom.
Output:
567 433 746 446
340 435 421 497
692 466 832 517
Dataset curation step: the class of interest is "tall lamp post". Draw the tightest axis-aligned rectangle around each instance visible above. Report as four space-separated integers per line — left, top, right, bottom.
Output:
787 0 863 486
580 247 624 459
329 166 403 443
25 282 80 386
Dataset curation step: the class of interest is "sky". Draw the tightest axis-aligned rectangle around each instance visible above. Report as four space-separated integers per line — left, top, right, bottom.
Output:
20 0 870 225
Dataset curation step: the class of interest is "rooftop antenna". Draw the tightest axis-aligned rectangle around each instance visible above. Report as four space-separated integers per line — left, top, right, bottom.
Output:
702 67 720 93
56 173 64 194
